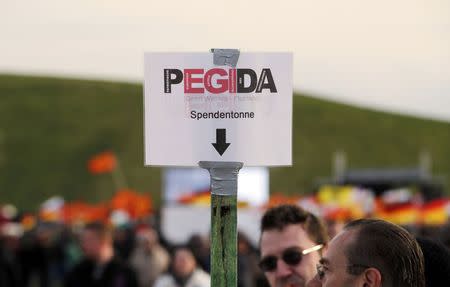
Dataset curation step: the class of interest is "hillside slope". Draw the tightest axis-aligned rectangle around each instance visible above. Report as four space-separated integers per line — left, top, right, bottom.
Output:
1 74 449 210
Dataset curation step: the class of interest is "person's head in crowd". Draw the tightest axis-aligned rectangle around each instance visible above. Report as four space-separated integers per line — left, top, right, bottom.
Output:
81 222 114 263
187 234 210 253
310 218 425 287
238 231 254 254
135 224 159 250
187 233 210 272
416 237 450 286
0 222 23 251
259 204 329 287
172 246 198 280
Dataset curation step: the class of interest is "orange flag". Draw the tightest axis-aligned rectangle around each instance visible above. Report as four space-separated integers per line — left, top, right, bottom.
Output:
87 151 117 174
110 189 153 219
62 202 109 224
265 193 300 208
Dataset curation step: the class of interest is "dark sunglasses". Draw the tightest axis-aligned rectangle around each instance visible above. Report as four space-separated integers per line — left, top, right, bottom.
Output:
259 244 323 272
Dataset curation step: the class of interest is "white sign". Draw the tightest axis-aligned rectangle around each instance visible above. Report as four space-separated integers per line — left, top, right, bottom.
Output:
144 52 292 166
163 167 269 206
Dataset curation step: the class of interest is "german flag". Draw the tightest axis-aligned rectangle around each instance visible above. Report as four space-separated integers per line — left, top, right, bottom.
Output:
110 189 153 219
421 198 449 225
177 189 211 206
380 202 420 226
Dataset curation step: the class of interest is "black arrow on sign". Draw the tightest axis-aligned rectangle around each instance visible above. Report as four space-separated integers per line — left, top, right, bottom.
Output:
212 129 230 156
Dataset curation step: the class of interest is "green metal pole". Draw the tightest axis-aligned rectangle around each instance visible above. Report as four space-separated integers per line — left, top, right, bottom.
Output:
199 161 243 287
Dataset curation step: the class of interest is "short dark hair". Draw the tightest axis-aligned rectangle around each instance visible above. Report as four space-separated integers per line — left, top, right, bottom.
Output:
84 222 112 241
261 204 328 245
171 245 198 266
344 219 425 287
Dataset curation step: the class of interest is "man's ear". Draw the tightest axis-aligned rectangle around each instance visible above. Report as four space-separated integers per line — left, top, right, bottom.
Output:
361 268 382 287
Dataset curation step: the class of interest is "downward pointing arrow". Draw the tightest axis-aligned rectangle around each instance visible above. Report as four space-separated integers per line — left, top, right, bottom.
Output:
212 129 230 156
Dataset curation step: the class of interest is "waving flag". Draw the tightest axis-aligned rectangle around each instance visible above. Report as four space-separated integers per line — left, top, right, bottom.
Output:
87 151 117 174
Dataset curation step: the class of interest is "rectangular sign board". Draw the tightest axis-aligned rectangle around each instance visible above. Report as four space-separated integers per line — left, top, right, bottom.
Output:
144 52 292 166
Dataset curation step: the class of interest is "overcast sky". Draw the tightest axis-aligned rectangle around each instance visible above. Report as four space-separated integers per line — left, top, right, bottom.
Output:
1 0 449 122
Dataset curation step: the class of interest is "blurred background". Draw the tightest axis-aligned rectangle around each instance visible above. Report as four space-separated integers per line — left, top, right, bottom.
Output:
1 1 449 287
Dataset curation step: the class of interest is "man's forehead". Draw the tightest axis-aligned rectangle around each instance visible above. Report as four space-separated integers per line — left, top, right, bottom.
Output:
260 224 316 253
329 229 356 248
176 249 193 258
323 229 356 265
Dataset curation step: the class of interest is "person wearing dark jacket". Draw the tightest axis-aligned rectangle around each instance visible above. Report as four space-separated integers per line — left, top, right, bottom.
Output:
64 222 138 287
416 237 450 286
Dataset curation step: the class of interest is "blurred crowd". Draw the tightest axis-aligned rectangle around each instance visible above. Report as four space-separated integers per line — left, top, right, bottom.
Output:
0 210 270 287
1 202 450 287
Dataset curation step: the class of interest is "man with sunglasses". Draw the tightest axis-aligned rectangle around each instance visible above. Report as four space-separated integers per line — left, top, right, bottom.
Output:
308 219 425 287
259 204 329 287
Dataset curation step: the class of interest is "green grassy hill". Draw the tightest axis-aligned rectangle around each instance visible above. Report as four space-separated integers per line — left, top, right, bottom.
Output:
1 74 449 211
